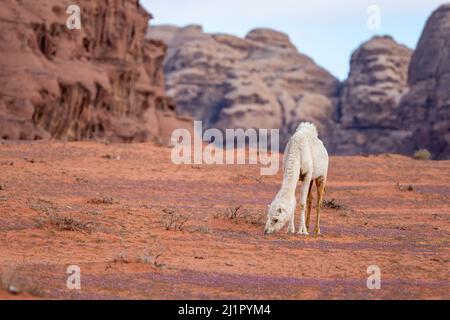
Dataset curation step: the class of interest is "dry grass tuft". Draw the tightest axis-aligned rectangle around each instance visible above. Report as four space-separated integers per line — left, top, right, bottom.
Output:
161 208 190 231
137 244 165 268
48 214 93 232
396 182 414 192
87 196 116 205
413 149 431 160
322 198 347 210
28 198 57 214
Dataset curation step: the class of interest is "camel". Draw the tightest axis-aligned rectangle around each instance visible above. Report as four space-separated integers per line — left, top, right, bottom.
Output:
264 122 329 235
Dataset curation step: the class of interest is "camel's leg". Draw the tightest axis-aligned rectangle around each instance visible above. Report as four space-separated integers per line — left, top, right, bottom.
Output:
298 176 312 235
287 209 295 233
306 180 314 232
314 176 326 235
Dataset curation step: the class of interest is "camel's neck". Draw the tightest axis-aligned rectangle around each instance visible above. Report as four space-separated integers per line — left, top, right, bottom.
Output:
277 166 300 200
278 179 297 198
276 136 302 200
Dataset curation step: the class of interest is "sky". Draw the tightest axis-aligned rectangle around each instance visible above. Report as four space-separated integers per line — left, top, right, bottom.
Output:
141 0 447 80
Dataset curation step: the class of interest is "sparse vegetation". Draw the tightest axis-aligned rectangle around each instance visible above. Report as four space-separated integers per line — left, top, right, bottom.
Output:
88 196 116 205
24 157 36 163
396 182 414 192
413 149 431 160
322 198 347 210
47 214 93 232
112 252 130 264
28 198 57 214
212 206 265 226
112 244 165 268
192 225 212 234
74 176 89 183
161 208 190 231
137 244 165 268
226 206 242 220
101 154 121 160
231 174 264 183
243 211 265 226
152 136 164 147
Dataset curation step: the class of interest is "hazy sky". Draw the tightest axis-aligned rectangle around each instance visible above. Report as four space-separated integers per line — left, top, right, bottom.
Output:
141 0 447 80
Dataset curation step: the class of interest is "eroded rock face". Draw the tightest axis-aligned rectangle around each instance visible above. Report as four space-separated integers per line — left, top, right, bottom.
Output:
0 0 187 143
398 4 450 159
147 25 339 148
148 5 449 158
334 36 413 154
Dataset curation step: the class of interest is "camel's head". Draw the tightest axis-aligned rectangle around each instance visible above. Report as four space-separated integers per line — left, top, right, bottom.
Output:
264 197 295 234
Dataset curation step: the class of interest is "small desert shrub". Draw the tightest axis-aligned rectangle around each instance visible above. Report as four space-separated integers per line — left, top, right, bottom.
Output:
243 212 265 226
161 208 190 231
101 154 121 160
192 225 212 234
231 174 264 183
152 136 164 147
226 206 242 220
396 182 414 192
112 252 130 264
48 214 93 232
28 198 57 214
413 149 431 160
213 206 265 225
36 212 93 232
137 245 164 268
50 214 92 231
322 198 347 210
87 196 116 205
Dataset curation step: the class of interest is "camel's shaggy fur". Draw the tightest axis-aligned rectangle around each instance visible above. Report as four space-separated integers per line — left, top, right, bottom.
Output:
264 122 329 235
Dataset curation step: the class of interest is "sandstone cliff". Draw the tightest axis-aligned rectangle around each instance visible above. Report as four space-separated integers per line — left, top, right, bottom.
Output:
397 4 450 159
147 25 339 148
150 11 449 159
333 36 413 154
0 0 188 143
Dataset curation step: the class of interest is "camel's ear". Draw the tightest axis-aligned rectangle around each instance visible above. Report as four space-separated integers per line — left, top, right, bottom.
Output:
277 208 282 213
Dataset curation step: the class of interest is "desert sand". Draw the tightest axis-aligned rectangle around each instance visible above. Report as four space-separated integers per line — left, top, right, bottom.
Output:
0 141 449 299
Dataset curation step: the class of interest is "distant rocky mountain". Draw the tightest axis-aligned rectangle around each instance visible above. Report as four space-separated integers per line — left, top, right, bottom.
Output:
397 3 450 159
0 0 188 143
147 25 339 148
333 36 413 155
147 4 450 159
1 1 448 159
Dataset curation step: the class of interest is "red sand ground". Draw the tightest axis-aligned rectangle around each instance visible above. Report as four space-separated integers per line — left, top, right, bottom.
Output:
0 141 449 299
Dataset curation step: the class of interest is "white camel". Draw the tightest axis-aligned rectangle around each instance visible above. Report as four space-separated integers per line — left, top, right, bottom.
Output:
264 122 329 235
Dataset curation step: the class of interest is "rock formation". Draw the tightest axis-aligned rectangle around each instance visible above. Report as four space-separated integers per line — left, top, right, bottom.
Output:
333 36 413 154
150 13 449 158
2 1 448 158
147 25 339 148
0 0 188 143
397 4 450 159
